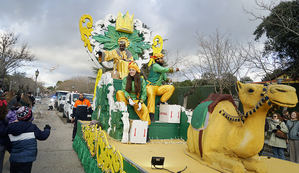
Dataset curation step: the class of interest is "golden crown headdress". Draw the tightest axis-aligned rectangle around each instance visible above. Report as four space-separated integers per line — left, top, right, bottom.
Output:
116 12 134 34
118 37 130 48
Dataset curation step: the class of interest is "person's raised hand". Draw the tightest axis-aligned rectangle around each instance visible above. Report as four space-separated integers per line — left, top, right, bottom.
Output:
44 124 51 130
137 102 142 111
128 98 135 106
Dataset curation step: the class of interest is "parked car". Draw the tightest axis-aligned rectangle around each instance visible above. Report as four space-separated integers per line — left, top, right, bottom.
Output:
84 93 94 120
54 90 69 110
58 95 66 112
35 96 41 104
64 92 79 123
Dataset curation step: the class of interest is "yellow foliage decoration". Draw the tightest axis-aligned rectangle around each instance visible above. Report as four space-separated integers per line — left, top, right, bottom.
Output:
93 69 102 101
152 35 163 55
82 124 125 173
79 14 94 53
148 35 164 67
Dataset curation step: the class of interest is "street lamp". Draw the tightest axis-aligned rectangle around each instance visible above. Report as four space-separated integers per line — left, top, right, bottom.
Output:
35 69 39 96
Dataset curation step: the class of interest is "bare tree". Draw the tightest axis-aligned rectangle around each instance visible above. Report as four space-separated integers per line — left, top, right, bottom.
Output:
8 72 45 94
0 32 34 86
56 76 95 93
195 30 250 94
243 43 284 81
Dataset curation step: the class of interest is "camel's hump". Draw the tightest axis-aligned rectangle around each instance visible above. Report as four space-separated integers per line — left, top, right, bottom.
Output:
201 93 237 113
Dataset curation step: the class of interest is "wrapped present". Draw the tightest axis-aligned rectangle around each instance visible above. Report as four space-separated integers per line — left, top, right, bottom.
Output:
159 104 181 123
129 120 148 144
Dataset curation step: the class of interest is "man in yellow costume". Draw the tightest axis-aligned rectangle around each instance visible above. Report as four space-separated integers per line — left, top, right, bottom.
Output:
147 53 179 121
116 61 151 125
96 37 133 79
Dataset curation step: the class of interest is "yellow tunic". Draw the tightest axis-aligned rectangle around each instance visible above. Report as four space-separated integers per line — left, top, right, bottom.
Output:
102 49 134 79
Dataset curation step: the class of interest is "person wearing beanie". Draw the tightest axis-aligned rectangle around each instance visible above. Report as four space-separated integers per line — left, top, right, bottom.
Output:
146 53 179 121
116 61 151 125
7 106 51 173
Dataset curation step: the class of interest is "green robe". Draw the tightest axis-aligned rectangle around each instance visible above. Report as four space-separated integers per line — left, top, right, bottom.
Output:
147 63 172 86
122 76 147 102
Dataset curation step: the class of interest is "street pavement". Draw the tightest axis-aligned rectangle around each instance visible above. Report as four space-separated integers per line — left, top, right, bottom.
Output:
3 98 84 173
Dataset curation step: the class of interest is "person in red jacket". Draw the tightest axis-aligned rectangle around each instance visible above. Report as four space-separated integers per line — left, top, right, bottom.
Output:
71 93 92 141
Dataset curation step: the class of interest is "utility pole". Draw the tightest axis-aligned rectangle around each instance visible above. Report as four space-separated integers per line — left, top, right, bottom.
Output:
35 69 39 96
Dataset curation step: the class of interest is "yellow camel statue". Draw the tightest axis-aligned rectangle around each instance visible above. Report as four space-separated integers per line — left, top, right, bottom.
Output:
187 81 298 173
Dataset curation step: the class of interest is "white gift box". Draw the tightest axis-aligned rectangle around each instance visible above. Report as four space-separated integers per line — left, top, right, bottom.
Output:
129 120 148 144
159 104 181 123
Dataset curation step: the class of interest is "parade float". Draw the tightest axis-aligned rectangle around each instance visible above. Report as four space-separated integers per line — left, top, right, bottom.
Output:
76 12 299 173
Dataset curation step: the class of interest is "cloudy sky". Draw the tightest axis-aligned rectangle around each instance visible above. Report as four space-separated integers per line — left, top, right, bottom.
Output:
0 0 275 86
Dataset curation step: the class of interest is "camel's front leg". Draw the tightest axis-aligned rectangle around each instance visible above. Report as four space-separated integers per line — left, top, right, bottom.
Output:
242 155 267 173
187 125 200 154
203 152 245 173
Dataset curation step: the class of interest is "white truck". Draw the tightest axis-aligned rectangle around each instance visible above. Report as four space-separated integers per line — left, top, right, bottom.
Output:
63 92 79 123
55 90 69 110
58 95 67 112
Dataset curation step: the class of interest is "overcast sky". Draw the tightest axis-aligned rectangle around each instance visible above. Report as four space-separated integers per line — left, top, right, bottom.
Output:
0 0 275 86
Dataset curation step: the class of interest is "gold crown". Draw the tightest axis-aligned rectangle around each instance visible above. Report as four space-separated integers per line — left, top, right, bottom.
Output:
118 37 130 47
116 11 134 34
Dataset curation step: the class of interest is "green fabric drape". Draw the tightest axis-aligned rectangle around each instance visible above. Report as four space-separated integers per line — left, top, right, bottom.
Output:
191 101 213 129
91 84 111 131
109 111 124 140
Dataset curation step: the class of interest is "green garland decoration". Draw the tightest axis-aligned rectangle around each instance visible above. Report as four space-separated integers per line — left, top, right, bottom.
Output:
92 25 151 60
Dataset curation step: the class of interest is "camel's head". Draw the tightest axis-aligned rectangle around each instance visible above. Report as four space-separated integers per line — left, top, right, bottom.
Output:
237 81 298 112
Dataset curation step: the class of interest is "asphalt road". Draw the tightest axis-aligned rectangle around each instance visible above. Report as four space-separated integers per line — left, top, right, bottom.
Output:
3 98 84 173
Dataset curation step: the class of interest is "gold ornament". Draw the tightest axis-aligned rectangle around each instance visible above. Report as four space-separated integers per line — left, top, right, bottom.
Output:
148 35 164 67
116 12 134 34
152 35 163 56
117 37 130 48
93 69 102 102
79 14 94 53
82 124 125 173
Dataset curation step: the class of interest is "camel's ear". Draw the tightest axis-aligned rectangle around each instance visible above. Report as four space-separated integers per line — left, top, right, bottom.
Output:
237 81 243 91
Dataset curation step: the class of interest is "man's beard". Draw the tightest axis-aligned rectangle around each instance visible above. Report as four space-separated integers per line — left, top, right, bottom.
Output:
156 61 163 66
79 98 84 101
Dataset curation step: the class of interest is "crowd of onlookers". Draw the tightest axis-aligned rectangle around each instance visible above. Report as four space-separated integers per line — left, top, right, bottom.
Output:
0 88 51 173
263 109 299 163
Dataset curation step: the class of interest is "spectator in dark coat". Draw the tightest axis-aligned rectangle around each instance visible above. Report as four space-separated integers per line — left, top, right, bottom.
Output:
282 110 290 123
286 111 299 163
27 92 35 107
7 106 51 173
8 91 32 110
0 96 8 173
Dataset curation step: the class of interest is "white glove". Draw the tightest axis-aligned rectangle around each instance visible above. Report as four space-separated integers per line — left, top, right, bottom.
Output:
128 98 135 106
137 102 142 111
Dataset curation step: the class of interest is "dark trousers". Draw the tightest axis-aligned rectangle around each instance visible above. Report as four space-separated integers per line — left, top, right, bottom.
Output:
272 146 286 160
10 162 32 173
0 145 5 173
72 119 78 140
